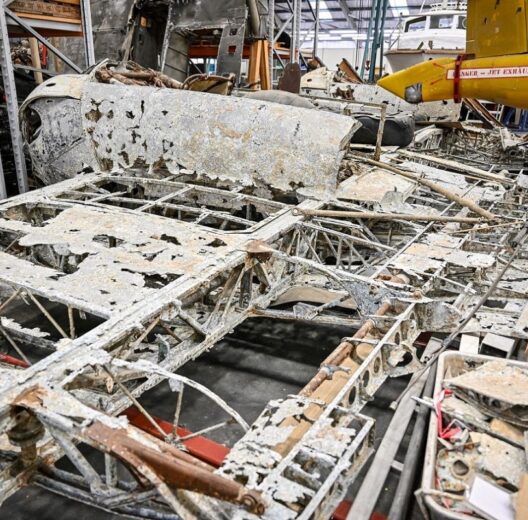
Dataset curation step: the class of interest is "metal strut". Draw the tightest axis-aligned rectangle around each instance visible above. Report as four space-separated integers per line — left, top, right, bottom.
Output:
0 6 28 195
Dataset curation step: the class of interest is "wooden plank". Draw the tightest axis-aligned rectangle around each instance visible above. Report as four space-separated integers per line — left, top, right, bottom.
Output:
29 38 43 84
248 40 262 88
260 41 271 90
11 1 80 21
11 12 81 26
9 25 82 38
517 475 528 520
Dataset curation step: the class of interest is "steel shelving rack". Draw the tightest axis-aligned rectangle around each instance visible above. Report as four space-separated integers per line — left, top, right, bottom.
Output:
0 0 95 198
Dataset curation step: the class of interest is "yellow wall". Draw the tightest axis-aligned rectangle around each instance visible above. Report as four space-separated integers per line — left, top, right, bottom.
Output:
467 0 528 58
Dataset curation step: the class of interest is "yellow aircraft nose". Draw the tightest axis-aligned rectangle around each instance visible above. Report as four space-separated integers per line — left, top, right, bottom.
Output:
378 58 456 104
377 68 422 103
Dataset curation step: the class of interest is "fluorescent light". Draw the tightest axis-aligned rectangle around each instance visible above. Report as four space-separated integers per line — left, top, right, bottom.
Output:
318 0 333 20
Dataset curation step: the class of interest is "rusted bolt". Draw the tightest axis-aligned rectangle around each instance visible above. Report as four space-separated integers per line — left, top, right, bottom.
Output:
8 409 44 468
241 491 265 515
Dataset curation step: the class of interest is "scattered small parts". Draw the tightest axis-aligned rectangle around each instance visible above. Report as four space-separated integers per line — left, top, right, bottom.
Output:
421 354 528 520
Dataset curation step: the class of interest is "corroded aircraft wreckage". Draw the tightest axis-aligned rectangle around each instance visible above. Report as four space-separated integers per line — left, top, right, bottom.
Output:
0 61 528 520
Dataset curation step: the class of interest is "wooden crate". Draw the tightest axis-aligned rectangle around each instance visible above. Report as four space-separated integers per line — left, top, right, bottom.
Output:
11 0 81 22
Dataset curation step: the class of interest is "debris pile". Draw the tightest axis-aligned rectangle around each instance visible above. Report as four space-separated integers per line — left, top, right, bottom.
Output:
0 1 527 516
95 61 235 95
1 51 528 520
421 354 528 520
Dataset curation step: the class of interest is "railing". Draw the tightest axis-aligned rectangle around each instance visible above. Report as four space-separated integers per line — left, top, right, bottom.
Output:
427 1 467 12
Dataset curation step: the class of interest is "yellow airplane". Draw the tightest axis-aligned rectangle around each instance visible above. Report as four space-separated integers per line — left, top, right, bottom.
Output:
378 0 528 109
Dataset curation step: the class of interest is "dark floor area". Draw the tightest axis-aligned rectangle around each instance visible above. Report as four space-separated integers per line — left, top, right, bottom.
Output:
0 318 424 519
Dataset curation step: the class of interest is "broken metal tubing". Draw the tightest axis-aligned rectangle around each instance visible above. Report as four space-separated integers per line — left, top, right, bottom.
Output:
293 209 483 224
300 302 393 397
85 421 265 515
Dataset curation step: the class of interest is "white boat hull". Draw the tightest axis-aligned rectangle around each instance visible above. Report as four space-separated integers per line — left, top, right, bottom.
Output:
385 49 461 73
385 9 466 73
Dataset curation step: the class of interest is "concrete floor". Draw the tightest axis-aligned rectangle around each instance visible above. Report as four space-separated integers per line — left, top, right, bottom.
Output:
0 318 424 519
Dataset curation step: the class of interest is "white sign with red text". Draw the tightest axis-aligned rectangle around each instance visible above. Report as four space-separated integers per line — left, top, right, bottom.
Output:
447 66 528 80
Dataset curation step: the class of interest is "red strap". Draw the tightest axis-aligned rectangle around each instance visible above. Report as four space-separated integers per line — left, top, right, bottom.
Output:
434 389 462 440
453 54 465 103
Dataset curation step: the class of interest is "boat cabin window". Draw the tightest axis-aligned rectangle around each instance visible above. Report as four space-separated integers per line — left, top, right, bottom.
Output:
457 16 467 29
404 16 426 32
429 15 454 29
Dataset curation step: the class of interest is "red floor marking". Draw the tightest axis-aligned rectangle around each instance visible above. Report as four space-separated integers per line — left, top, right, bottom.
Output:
123 406 229 467
332 499 387 520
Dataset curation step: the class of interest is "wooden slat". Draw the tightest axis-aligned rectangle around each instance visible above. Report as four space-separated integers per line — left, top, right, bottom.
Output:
11 12 81 26
248 41 262 88
260 41 271 90
517 475 528 520
11 1 80 21
9 26 82 37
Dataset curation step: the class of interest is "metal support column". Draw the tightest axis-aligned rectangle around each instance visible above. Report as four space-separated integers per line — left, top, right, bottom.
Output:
360 0 377 78
268 0 275 85
0 4 27 194
368 0 389 83
368 0 382 83
0 143 7 199
80 0 95 67
0 0 95 199
160 1 174 72
313 0 320 58
290 0 298 62
377 0 390 78
294 0 302 63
